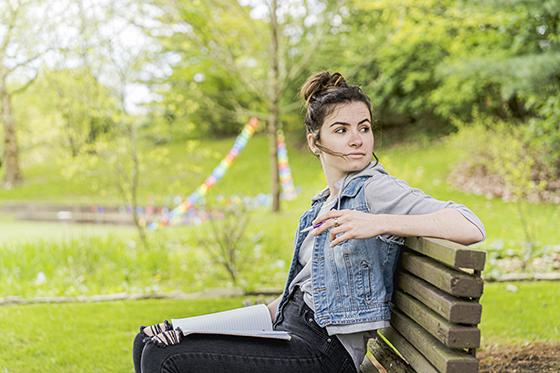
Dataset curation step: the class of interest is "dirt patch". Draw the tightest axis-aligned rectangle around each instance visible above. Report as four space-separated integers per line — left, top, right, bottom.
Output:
479 343 560 373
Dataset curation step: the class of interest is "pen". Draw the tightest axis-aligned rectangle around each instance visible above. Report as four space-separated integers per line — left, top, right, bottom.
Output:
300 221 324 233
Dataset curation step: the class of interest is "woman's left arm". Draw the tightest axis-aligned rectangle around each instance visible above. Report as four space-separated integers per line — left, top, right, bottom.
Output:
374 208 484 245
312 208 483 247
312 173 486 247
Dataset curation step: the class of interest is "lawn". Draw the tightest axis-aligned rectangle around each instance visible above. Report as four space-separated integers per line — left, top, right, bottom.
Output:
0 281 557 373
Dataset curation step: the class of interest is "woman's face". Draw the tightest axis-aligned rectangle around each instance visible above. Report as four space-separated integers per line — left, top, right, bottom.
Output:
308 101 374 180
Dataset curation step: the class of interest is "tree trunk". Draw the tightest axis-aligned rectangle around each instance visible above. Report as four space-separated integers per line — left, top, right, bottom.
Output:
1 83 23 189
129 124 149 249
269 0 281 213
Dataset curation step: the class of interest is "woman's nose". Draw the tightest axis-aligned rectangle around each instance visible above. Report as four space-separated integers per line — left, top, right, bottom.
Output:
349 130 363 147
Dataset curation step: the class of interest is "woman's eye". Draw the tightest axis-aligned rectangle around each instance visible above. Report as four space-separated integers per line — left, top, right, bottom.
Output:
334 128 346 134
360 127 370 132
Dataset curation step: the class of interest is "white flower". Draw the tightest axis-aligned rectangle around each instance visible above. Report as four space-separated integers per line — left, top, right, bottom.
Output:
505 284 518 293
35 272 47 286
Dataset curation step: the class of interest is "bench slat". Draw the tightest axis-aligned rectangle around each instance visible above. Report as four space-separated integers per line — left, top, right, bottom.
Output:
405 237 486 270
379 327 438 373
400 251 483 298
391 309 479 373
396 271 482 324
365 336 413 373
393 290 481 348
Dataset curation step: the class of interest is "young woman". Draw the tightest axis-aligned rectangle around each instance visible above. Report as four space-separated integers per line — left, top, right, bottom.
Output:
133 71 485 373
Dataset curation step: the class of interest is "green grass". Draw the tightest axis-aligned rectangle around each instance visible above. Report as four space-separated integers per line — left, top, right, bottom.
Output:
480 281 560 345
0 297 246 373
0 134 321 205
0 281 557 373
0 229 288 298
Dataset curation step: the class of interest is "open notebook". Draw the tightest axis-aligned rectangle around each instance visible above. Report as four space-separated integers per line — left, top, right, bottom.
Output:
172 304 291 341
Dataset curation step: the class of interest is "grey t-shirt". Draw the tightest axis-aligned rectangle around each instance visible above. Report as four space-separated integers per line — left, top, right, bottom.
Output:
287 162 486 371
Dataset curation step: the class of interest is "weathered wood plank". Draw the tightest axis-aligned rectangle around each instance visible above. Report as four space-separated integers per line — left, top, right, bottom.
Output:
379 327 439 373
366 334 414 373
393 290 481 348
391 309 479 373
396 271 482 324
399 251 483 298
405 237 486 271
359 352 381 373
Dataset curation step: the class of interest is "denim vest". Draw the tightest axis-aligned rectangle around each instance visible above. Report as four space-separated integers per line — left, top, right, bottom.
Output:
274 174 402 328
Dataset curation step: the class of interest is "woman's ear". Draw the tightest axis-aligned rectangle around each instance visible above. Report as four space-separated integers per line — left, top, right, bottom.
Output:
306 133 318 154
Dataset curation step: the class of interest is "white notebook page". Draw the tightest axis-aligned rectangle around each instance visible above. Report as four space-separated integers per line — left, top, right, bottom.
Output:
171 304 291 340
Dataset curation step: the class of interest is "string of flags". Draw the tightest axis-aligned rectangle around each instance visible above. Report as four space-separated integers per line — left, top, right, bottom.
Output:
146 118 298 229
277 129 298 201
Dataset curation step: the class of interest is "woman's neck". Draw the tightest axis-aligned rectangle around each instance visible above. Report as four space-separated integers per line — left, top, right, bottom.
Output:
327 174 347 201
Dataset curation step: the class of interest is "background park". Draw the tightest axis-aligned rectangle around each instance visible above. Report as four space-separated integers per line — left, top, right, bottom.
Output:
0 0 559 372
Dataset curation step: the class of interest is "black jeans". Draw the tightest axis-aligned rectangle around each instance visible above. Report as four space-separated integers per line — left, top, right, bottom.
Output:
133 287 356 373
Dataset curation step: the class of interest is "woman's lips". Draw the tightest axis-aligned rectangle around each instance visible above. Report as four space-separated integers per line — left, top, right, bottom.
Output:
346 153 366 159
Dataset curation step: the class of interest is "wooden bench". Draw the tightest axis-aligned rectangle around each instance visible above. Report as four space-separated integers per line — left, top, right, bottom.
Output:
360 236 486 373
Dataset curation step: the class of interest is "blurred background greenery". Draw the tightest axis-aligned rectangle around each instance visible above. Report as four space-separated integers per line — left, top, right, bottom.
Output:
0 0 558 371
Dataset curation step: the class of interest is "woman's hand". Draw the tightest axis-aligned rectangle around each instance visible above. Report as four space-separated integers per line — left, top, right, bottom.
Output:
311 209 386 247
267 303 277 323
267 294 282 323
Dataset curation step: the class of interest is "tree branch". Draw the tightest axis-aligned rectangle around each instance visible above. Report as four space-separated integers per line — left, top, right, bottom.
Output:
0 0 22 60
9 69 39 95
6 49 50 75
283 0 342 90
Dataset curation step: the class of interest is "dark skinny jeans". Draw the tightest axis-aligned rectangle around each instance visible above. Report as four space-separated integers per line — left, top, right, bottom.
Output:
133 287 356 373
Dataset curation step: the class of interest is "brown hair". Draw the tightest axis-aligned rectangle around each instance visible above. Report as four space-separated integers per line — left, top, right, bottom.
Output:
299 71 373 158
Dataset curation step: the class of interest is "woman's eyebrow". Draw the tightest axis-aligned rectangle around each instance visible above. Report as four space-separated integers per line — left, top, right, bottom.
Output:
329 118 371 127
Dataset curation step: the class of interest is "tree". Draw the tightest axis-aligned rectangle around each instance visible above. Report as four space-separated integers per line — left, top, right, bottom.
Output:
152 0 343 212
45 0 169 247
343 0 559 130
0 0 51 188
37 68 118 157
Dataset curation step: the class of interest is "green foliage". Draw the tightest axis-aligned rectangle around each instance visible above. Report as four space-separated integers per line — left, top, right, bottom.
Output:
12 68 119 160
447 115 558 202
41 68 119 156
0 223 290 298
343 0 560 140
153 0 351 137
525 95 560 173
153 0 269 137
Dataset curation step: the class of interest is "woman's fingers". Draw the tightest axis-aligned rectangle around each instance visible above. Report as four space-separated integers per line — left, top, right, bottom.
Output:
312 217 339 236
312 209 344 225
329 225 345 241
330 231 351 247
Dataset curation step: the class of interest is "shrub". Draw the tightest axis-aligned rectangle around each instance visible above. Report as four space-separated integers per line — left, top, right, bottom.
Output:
447 113 560 203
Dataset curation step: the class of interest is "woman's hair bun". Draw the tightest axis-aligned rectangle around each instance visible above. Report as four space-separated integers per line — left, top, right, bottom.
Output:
299 71 348 107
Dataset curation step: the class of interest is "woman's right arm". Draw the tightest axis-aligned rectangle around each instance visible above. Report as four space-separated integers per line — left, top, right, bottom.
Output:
267 294 283 323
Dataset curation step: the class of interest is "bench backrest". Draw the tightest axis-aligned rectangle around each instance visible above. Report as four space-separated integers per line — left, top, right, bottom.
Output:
373 237 486 373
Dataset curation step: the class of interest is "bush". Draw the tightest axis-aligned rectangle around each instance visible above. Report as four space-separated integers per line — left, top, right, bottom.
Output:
447 113 560 203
